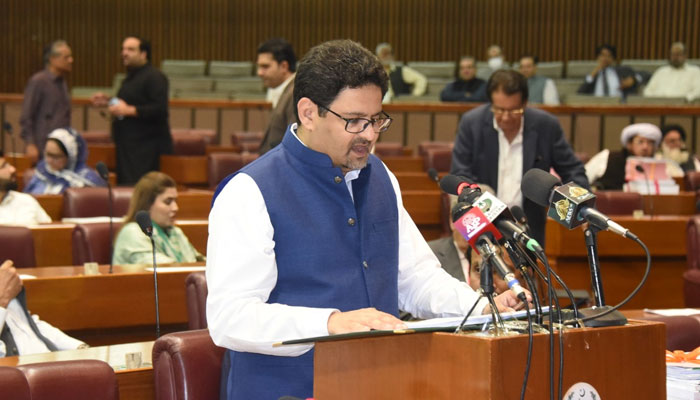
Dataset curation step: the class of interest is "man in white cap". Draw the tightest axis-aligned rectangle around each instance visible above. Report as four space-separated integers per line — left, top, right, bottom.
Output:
584 122 662 190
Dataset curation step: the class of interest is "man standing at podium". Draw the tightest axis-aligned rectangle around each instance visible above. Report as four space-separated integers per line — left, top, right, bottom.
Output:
206 40 527 400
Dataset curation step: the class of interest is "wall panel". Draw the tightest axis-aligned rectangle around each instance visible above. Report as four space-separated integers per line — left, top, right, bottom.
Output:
1 0 698 92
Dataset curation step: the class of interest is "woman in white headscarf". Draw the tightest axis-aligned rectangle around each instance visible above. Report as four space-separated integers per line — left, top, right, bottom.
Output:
24 128 105 194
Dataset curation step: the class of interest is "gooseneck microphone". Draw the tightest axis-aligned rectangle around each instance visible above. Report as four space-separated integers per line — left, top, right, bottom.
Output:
635 164 654 216
96 162 113 274
136 210 160 338
426 167 439 185
521 169 637 240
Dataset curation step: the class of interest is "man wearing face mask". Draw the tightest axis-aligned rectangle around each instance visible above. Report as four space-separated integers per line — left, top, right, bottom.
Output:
644 42 700 102
477 44 507 80
0 154 52 226
375 42 427 103
655 125 700 176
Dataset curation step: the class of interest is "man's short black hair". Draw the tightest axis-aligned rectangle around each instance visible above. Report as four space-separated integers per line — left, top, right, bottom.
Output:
519 54 539 64
126 36 152 62
661 124 687 142
257 38 297 73
293 39 388 121
596 43 617 59
486 69 529 103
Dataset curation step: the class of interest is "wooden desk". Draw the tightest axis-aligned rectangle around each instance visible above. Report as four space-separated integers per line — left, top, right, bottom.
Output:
642 192 696 215
545 215 689 309
0 341 154 400
160 155 208 187
27 220 209 267
21 264 199 344
380 156 425 172
395 172 441 191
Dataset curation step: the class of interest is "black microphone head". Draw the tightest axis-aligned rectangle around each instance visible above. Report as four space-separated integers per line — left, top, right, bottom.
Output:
439 174 475 195
548 182 597 229
96 161 109 181
451 201 472 223
135 210 153 237
521 169 561 207
511 205 527 224
2 122 11 134
426 168 439 183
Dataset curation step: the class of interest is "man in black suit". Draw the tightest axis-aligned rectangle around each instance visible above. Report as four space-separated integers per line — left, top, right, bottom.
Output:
577 44 641 99
450 69 588 247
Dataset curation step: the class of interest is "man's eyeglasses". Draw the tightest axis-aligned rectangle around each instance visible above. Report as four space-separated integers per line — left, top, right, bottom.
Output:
317 104 393 134
491 107 525 117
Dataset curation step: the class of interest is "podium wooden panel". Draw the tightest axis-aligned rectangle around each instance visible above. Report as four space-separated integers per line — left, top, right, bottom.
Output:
314 321 665 399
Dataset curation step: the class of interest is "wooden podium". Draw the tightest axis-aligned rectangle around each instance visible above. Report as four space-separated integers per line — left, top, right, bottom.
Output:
314 320 666 399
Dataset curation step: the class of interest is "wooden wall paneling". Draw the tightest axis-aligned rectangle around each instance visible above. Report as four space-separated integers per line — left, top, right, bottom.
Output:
219 109 246 146
193 108 218 132
633 115 662 127
555 114 573 144
169 107 192 130
405 112 432 148
246 108 270 133
433 113 460 143
70 107 85 131
573 115 602 156
380 113 405 145
603 116 632 151
86 108 111 132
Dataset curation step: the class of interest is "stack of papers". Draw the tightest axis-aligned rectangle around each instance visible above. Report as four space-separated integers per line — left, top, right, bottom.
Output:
667 363 700 400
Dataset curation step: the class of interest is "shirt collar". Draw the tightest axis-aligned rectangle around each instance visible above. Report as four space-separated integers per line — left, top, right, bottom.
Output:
289 123 363 179
492 115 524 144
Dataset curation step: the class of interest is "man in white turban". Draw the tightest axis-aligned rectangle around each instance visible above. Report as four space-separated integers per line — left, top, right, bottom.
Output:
584 123 662 190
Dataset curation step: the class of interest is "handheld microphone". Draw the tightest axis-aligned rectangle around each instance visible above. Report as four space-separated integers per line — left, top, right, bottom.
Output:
135 210 160 338
635 164 654 216
426 167 439 184
521 169 637 240
96 162 114 274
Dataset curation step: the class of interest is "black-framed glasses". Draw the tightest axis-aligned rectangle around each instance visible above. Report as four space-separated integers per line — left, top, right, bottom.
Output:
317 104 393 134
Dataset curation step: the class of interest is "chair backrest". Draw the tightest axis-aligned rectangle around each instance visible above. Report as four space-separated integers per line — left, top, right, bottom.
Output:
186 272 208 330
593 191 643 215
81 130 111 144
687 216 700 271
0 226 36 268
684 171 700 191
207 152 259 189
374 142 405 157
172 133 207 156
72 222 124 265
161 60 207 77
566 60 598 79
18 359 119 400
423 148 453 172
229 131 264 146
152 329 225 400
405 61 454 79
683 269 700 308
417 141 453 157
636 314 700 351
209 61 254 78
0 366 31 400
62 187 133 218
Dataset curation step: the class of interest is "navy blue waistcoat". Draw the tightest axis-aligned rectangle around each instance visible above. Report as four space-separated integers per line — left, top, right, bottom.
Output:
213 126 400 399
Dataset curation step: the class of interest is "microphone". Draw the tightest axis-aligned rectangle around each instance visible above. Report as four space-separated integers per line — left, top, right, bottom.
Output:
521 169 637 240
439 174 480 197
511 205 531 235
475 235 528 303
135 210 160 338
634 164 654 216
426 167 439 184
96 162 114 274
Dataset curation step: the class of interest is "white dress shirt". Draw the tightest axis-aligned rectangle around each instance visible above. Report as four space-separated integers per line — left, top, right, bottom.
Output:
543 78 560 105
265 74 295 108
494 118 524 210
206 126 486 357
0 191 51 226
0 298 85 357
586 68 622 97
643 64 700 102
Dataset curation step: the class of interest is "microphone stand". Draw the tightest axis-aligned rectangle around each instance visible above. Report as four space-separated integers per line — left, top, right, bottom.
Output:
577 226 627 327
150 235 161 338
503 240 543 324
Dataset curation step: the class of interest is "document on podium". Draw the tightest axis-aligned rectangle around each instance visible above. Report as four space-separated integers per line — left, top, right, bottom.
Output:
277 307 546 346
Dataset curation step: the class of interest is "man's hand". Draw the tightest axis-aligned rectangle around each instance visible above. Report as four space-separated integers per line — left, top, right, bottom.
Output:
327 307 407 335
620 76 636 89
0 260 22 308
108 98 137 118
483 290 533 314
90 92 110 107
25 144 39 165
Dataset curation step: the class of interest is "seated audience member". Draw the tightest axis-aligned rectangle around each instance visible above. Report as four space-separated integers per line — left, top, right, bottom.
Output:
518 55 559 105
577 44 641 99
439 56 487 102
656 124 700 175
0 154 51 225
375 42 427 102
585 123 661 190
644 42 700 102
113 172 204 265
24 128 105 195
0 259 87 356
477 44 507 80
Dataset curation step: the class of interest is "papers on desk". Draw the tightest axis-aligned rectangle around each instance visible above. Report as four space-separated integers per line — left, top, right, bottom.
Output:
667 364 700 400
644 308 700 317
405 307 549 329
61 216 125 224
145 266 206 273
